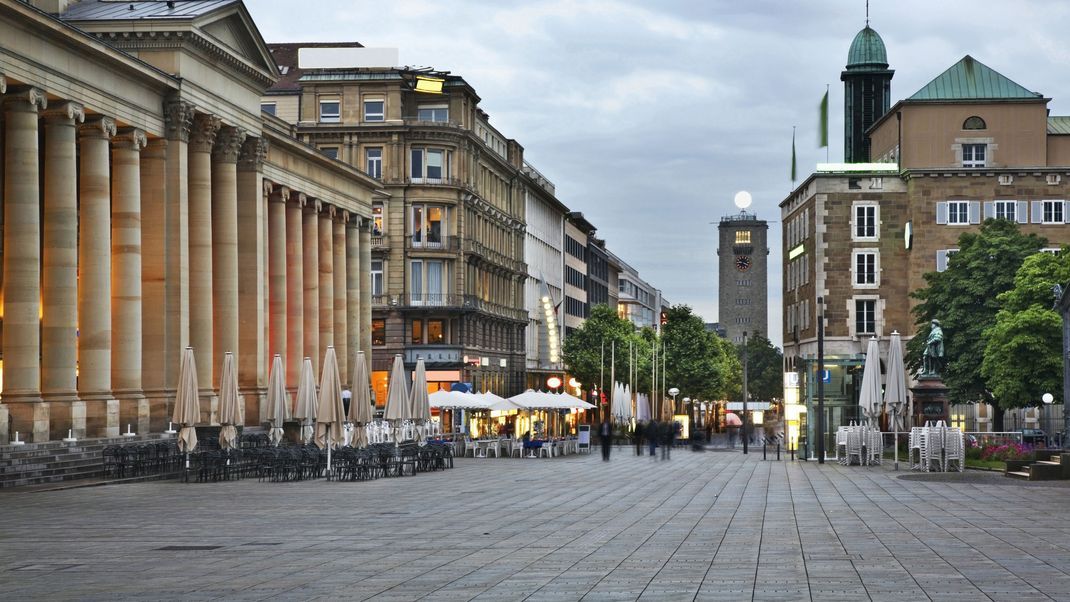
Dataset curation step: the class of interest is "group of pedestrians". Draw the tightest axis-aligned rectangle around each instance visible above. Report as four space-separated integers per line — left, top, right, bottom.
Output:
596 418 682 461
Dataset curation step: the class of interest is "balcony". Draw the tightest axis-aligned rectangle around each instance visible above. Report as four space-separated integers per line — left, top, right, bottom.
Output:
403 293 467 309
462 238 526 274
371 233 389 250
403 345 464 368
372 293 391 306
462 295 528 322
384 176 464 188
405 235 461 252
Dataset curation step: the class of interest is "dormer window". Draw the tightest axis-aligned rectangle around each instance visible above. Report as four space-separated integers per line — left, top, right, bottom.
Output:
963 116 986 130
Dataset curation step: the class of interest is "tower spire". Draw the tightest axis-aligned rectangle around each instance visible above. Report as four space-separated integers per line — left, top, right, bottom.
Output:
866 0 869 26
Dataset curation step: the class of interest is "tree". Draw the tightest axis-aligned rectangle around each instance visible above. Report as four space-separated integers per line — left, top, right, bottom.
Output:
662 304 740 403
981 250 1070 412
561 303 637 397
908 219 1046 430
737 334 784 402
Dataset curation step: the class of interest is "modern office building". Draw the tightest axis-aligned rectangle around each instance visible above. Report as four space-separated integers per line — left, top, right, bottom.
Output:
782 23 1070 447
717 209 769 343
0 0 380 444
264 44 528 400
522 162 567 389
616 258 662 331
563 213 594 337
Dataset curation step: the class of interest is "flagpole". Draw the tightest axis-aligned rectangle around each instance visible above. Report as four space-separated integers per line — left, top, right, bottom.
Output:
826 84 830 162
600 339 605 422
610 339 616 424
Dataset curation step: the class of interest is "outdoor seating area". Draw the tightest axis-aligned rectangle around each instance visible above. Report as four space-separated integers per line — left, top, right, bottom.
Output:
102 441 183 479
835 424 882 466
460 436 580 458
910 422 966 472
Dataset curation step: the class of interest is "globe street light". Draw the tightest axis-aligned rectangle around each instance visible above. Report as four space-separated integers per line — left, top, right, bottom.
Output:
683 397 692 441
668 387 680 418
1043 393 1054 444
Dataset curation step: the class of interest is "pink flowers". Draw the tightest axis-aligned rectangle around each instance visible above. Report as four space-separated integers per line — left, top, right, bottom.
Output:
979 442 1033 461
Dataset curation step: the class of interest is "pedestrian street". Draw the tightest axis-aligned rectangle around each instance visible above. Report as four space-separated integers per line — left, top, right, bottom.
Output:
3 448 1070 601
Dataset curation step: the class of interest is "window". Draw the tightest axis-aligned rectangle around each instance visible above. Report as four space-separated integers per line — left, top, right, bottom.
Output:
565 236 586 260
260 102 277 116
320 147 338 160
319 99 340 123
411 148 450 182
372 203 384 236
947 201 970 225
855 299 876 335
411 204 446 247
853 250 877 287
735 230 751 244
1040 200 1066 224
427 319 445 344
372 319 386 346
411 319 423 345
565 296 586 318
417 104 448 122
963 116 986 130
410 259 445 305
962 143 986 167
365 147 382 179
994 200 1016 222
853 204 877 240
566 266 585 289
363 99 384 122
936 249 958 272
371 260 384 296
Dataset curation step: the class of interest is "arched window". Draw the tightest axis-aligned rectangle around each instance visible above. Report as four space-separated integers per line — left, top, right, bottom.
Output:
963 116 986 130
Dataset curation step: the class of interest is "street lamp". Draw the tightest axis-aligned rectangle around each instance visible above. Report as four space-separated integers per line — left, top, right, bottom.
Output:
668 387 679 418
683 397 691 441
1043 392 1054 445
742 330 749 455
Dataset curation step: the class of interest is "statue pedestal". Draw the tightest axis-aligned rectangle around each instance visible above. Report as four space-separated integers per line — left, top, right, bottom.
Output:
911 376 949 426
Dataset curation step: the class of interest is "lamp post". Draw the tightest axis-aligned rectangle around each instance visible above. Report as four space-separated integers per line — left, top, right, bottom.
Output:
668 387 679 419
683 397 691 441
743 330 749 455
817 297 826 464
1043 392 1054 446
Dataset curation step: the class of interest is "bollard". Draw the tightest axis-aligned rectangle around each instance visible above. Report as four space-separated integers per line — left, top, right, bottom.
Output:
777 441 781 461
763 442 767 460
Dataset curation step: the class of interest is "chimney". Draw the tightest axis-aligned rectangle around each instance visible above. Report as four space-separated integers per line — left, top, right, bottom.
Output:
30 0 80 15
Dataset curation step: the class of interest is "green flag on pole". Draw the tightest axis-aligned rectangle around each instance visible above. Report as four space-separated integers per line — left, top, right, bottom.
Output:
791 127 797 183
819 89 829 148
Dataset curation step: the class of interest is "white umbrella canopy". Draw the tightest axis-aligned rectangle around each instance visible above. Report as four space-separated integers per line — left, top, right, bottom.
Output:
172 346 200 453
624 384 633 421
266 354 288 446
430 389 490 409
348 351 374 448
858 337 883 426
554 392 596 410
218 352 242 450
315 346 345 450
884 331 909 431
481 391 523 412
293 357 317 444
383 354 409 422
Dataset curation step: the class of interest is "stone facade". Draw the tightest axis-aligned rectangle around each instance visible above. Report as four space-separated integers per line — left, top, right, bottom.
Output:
718 213 769 343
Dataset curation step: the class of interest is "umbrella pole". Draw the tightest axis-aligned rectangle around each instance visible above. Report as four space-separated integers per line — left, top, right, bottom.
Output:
327 440 332 481
893 404 900 471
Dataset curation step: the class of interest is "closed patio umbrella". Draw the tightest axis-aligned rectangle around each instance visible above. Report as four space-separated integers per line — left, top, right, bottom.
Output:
859 336 882 426
266 354 288 446
218 352 242 451
724 412 742 427
410 358 431 440
347 350 374 447
172 347 200 476
315 346 345 478
884 331 909 469
383 354 409 442
294 357 317 444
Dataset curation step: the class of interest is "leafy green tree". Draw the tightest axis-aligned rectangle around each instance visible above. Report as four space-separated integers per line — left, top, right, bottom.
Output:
561 303 636 397
662 305 740 403
981 250 1070 412
908 220 1046 430
736 334 784 402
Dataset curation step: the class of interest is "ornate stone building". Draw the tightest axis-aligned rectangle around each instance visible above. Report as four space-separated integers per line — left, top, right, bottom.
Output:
0 0 380 444
263 44 528 400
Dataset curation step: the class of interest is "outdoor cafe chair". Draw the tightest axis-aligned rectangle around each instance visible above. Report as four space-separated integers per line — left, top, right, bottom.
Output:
944 428 965 472
509 439 524 458
538 442 552 458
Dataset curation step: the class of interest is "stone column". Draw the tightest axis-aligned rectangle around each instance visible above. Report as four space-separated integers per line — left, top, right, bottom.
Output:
141 137 169 432
319 206 334 365
79 116 118 438
112 128 148 435
237 136 268 425
211 125 245 387
3 88 47 442
333 214 348 385
188 113 220 423
268 185 288 374
346 217 361 386
286 191 305 389
303 200 320 376
360 218 373 358
41 101 84 440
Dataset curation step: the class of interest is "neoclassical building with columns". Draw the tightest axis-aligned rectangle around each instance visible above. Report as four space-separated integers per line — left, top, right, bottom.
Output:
0 0 382 444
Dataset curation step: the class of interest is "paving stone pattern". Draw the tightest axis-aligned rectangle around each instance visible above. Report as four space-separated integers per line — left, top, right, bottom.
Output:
2 448 1070 601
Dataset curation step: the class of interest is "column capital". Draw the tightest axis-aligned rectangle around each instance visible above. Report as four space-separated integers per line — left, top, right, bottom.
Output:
189 113 222 153
324 205 337 220
212 125 246 163
335 208 350 224
3 86 47 113
305 198 323 214
0 70 6 94
289 190 306 208
358 216 373 232
79 116 117 140
238 136 269 172
263 179 275 198
113 128 148 151
163 99 195 142
345 211 360 229
42 101 85 124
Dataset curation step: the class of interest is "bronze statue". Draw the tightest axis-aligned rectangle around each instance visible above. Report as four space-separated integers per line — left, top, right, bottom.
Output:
922 319 944 376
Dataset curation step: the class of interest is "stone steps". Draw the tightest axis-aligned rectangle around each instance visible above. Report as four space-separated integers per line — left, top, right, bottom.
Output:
1006 471 1030 479
0 434 173 488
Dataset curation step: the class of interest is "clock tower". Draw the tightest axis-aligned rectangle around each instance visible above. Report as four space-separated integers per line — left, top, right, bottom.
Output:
717 194 769 344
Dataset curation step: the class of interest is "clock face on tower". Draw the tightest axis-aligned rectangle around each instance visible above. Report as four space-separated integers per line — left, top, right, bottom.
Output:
735 255 751 272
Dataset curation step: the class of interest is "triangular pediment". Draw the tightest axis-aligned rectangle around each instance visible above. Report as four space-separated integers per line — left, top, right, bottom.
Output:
195 7 278 81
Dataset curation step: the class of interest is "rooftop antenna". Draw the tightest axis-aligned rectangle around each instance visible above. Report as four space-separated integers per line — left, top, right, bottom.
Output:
866 0 870 26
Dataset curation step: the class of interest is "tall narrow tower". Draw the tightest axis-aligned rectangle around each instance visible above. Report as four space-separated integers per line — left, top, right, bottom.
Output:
717 193 768 344
841 25 893 162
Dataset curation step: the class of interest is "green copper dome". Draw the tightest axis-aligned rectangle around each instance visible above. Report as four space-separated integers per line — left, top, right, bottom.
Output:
846 26 888 70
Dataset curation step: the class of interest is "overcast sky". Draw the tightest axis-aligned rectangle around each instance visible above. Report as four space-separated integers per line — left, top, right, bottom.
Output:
245 0 1070 347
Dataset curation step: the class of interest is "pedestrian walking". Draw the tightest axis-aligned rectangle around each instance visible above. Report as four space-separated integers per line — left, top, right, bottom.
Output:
648 419 659 458
599 419 612 461
634 421 645 456
660 420 672 460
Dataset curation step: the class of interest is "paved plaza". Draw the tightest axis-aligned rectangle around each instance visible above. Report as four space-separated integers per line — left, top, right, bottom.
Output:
3 448 1070 601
